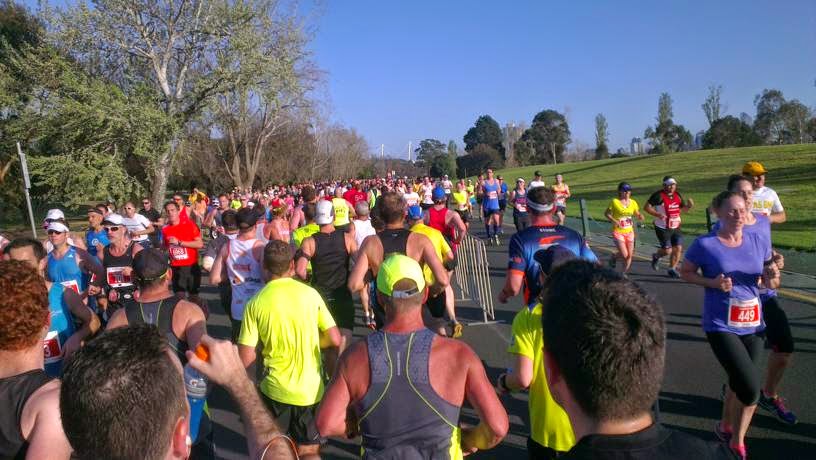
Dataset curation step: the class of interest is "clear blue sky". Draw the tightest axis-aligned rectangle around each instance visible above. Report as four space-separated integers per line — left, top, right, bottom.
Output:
307 0 815 156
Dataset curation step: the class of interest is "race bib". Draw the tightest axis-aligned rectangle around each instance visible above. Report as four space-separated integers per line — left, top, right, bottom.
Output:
43 331 62 364
61 280 80 294
487 191 498 200
106 266 133 288
618 217 633 229
668 216 681 229
727 298 761 328
169 245 190 261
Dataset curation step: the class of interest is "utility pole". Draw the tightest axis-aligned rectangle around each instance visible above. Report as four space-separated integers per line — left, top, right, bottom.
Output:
381 143 384 159
408 141 412 162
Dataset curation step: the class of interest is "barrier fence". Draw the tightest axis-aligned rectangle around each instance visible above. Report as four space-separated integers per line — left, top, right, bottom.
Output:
454 234 496 324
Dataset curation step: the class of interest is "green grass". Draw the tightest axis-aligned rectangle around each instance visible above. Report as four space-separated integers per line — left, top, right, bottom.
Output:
491 144 816 251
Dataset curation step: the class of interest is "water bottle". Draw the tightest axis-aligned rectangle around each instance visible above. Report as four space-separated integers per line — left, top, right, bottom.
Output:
184 345 209 443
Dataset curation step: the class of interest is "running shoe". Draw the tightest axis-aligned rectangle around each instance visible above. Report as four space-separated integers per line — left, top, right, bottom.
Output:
494 235 500 245
714 422 732 443
759 391 798 425
731 444 747 460
667 268 681 279
651 253 660 271
609 257 617 269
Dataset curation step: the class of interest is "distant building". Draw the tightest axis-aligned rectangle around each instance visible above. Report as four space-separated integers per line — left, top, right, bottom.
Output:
616 147 627 155
694 130 706 150
502 122 527 166
630 137 645 155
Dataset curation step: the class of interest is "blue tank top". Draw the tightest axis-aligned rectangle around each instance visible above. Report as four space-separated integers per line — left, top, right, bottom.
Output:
85 228 110 259
47 246 87 295
44 284 75 377
483 181 500 210
356 329 462 459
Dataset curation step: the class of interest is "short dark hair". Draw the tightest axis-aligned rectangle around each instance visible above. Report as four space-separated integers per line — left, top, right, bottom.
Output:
5 237 46 261
301 185 316 202
378 191 405 224
264 240 292 276
526 186 556 215
303 203 316 222
221 209 238 230
541 260 666 421
164 200 179 211
60 325 186 460
726 174 752 192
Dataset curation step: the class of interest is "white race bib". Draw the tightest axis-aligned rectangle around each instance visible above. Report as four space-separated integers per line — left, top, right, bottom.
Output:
106 266 133 288
727 298 761 328
169 245 189 261
668 216 681 229
60 280 80 294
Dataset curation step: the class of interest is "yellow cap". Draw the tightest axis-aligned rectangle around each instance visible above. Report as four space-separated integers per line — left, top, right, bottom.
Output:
742 161 767 176
376 254 426 298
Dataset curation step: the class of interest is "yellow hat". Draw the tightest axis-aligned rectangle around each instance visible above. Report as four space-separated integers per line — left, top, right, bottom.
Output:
742 161 768 176
376 254 426 298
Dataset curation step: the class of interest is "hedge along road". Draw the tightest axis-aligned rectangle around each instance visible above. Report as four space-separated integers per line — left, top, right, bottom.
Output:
196 218 816 459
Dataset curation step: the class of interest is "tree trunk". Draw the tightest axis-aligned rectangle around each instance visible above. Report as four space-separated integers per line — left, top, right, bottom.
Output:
150 143 174 207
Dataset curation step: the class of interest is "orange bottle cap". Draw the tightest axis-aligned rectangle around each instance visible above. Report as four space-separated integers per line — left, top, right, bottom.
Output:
194 344 209 362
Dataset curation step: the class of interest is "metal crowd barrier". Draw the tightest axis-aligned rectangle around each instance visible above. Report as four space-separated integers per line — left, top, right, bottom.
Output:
454 234 496 323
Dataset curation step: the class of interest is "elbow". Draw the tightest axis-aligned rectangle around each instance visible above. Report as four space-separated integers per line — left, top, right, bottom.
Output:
488 416 509 447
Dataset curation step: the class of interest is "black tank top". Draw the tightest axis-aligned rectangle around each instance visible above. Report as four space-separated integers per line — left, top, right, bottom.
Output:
103 241 137 292
312 231 350 292
378 228 410 257
0 370 52 459
125 296 188 365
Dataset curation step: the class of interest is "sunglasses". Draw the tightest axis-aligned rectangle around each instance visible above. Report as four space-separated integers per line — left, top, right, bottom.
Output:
142 201 150 204
47 230 65 235
105 226 121 232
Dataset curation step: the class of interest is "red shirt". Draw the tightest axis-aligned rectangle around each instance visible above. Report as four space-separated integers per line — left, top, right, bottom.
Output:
162 221 201 267
344 189 367 207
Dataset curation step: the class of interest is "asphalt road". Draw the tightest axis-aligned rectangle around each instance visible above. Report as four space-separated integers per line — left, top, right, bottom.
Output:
200 222 816 459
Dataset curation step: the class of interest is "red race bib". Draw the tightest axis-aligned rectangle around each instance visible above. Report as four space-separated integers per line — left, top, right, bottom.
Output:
727 298 761 328
169 245 190 261
43 331 62 364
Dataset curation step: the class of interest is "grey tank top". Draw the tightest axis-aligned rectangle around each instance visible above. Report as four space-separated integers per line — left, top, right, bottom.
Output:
356 328 462 459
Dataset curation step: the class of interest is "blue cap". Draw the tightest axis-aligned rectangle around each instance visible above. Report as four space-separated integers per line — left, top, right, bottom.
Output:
407 205 423 220
432 186 446 201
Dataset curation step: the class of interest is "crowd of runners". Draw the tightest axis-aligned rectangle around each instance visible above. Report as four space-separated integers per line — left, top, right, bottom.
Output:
0 160 798 459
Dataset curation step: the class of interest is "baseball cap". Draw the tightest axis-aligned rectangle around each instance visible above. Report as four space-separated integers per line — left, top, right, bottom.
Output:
432 186 446 201
407 205 423 221
376 254 426 298
534 170 542 177
132 248 170 283
45 209 65 221
236 207 258 229
618 182 632 192
662 176 677 186
88 207 104 216
103 213 124 226
46 222 69 233
315 200 334 225
533 245 577 276
742 161 768 176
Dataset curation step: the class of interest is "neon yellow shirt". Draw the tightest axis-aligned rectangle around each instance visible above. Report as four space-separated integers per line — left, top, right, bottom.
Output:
410 222 451 285
293 223 319 248
509 303 575 451
238 277 336 406
332 198 351 226
605 198 639 234
452 191 468 210
230 199 242 210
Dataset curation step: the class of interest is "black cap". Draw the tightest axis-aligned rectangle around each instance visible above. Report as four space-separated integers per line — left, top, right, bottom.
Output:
132 249 170 283
236 207 258 229
533 245 577 276
534 170 542 176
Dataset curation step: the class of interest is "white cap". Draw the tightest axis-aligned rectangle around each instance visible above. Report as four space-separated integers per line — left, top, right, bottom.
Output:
103 213 124 226
315 200 334 225
47 222 70 233
45 209 65 221
663 177 677 186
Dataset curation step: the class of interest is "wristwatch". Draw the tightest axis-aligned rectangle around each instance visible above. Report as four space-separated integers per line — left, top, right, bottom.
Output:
497 373 510 393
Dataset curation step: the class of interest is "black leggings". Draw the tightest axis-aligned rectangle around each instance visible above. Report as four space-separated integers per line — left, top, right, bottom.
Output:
760 296 794 353
706 332 762 405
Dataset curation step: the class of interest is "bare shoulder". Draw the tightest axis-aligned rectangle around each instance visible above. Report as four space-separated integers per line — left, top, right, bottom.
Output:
23 379 61 418
432 335 479 367
177 298 205 320
105 307 129 329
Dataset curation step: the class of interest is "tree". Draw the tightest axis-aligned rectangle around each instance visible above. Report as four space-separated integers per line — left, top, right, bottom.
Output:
512 138 536 166
48 0 310 204
754 89 787 144
778 99 811 144
456 144 502 178
522 109 571 165
644 92 692 153
702 85 725 126
446 140 458 178
658 92 673 126
415 139 452 177
702 116 762 149
806 117 816 142
594 113 609 159
463 115 505 159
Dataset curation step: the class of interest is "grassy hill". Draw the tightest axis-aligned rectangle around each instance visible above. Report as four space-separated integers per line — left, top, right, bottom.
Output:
492 144 815 251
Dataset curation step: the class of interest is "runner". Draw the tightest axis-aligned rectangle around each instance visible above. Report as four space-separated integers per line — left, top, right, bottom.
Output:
210 208 266 341
121 201 155 248
45 220 104 303
497 176 508 233
499 186 598 307
420 176 436 211
351 201 377 329
542 260 735 460
604 182 644 275
0 260 73 459
451 179 471 231
441 174 453 206
296 200 358 374
202 210 239 331
552 174 571 226
347 191 450 329
481 168 502 245
529 170 546 189
266 204 291 243
644 176 694 278
317 254 509 456
98 213 143 318
509 178 530 232
239 240 341 458
5 238 100 377
290 185 317 231
43 208 87 252
402 184 420 208
161 200 205 308
498 246 577 459
203 194 230 240
139 196 163 247
743 161 786 224
425 185 467 251
680 191 780 459
408 205 461 338
331 186 354 232
85 205 110 261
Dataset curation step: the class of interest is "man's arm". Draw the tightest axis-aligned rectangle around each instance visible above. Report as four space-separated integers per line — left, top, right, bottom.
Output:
62 288 100 359
239 344 257 368
179 300 207 350
77 249 105 288
461 348 509 454
209 243 228 285
295 238 315 281
182 236 205 250
187 336 296 460
320 326 342 349
21 381 73 460
769 210 787 224
316 347 356 437
446 212 467 243
501 354 533 392
642 202 662 219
